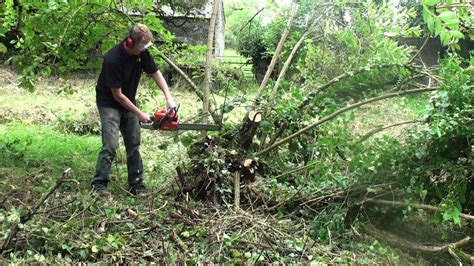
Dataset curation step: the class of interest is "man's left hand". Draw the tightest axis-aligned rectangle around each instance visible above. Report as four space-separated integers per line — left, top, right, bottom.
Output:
166 100 177 116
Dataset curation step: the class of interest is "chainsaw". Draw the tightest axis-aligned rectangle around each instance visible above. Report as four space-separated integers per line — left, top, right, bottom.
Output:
140 104 221 131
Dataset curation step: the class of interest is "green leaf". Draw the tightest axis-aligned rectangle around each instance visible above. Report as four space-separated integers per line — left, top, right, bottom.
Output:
424 10 435 32
442 210 451 221
452 207 461 225
106 234 116 244
42 66 52 77
439 31 451 46
434 20 442 36
91 245 99 253
438 11 457 22
450 30 464 39
453 214 461 226
423 0 438 6
181 231 191 238
0 43 7 54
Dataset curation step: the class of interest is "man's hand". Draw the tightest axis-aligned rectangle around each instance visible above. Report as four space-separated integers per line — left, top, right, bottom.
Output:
167 99 177 109
166 99 177 116
137 111 151 123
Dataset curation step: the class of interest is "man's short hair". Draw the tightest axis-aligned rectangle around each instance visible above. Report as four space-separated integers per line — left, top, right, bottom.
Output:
129 23 153 44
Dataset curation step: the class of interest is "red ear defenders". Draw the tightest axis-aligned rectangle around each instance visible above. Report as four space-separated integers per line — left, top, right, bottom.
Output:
125 37 135 48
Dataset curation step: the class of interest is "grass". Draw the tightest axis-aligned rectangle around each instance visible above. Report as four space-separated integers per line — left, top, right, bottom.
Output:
222 49 253 79
350 94 430 141
0 123 99 176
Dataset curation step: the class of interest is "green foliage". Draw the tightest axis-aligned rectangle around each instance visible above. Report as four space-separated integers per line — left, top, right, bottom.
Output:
0 1 179 91
253 0 473 238
236 20 272 65
1 0 473 263
421 0 473 49
0 0 16 34
418 56 473 224
224 0 261 48
3 3 123 81
426 57 473 160
346 56 473 225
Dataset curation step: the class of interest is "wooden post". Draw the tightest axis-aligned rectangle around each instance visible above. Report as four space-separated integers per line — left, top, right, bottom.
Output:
234 171 240 209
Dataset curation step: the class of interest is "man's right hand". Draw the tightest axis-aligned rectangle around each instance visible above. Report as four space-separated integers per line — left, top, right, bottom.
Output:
137 111 151 123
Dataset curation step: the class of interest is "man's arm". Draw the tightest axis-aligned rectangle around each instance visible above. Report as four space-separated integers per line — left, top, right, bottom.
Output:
111 88 151 122
151 70 176 109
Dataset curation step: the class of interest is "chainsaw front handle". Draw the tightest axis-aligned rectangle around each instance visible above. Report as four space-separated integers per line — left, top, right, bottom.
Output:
167 104 180 118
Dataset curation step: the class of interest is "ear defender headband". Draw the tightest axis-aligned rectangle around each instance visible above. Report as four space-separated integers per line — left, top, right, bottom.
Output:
125 25 153 50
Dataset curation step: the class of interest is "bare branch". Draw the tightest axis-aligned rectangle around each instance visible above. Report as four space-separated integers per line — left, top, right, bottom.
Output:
237 7 265 33
356 120 425 143
298 63 418 110
254 3 300 105
159 54 202 99
364 199 474 222
366 227 473 253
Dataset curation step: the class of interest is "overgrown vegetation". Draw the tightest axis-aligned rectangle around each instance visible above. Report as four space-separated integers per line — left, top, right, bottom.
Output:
1 0 473 264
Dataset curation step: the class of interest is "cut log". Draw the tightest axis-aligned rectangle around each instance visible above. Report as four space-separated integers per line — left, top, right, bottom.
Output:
241 158 258 182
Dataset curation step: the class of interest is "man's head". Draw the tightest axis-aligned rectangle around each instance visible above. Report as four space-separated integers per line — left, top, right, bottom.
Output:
124 23 154 55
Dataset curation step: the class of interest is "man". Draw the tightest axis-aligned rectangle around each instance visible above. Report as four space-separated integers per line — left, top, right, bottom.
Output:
92 23 176 197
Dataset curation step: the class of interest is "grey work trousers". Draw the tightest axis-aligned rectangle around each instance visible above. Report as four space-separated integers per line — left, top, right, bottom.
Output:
92 107 144 188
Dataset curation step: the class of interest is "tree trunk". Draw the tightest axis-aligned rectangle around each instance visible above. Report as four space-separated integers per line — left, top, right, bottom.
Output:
238 3 299 150
202 0 220 127
214 0 225 60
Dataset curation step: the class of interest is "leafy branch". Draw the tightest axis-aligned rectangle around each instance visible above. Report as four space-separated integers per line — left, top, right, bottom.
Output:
257 87 436 156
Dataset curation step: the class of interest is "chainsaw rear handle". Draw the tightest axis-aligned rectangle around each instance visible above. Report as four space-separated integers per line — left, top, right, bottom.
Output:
139 114 155 129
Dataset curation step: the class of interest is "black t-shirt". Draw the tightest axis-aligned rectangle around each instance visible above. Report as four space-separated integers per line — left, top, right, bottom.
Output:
95 42 158 110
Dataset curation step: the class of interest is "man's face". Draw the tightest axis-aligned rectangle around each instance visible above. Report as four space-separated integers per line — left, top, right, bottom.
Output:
132 40 153 55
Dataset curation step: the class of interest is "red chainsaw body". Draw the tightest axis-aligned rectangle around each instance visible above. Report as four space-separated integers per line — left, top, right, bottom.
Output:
153 108 179 131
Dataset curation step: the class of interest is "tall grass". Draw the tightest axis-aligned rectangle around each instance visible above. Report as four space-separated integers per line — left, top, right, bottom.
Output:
0 122 100 179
